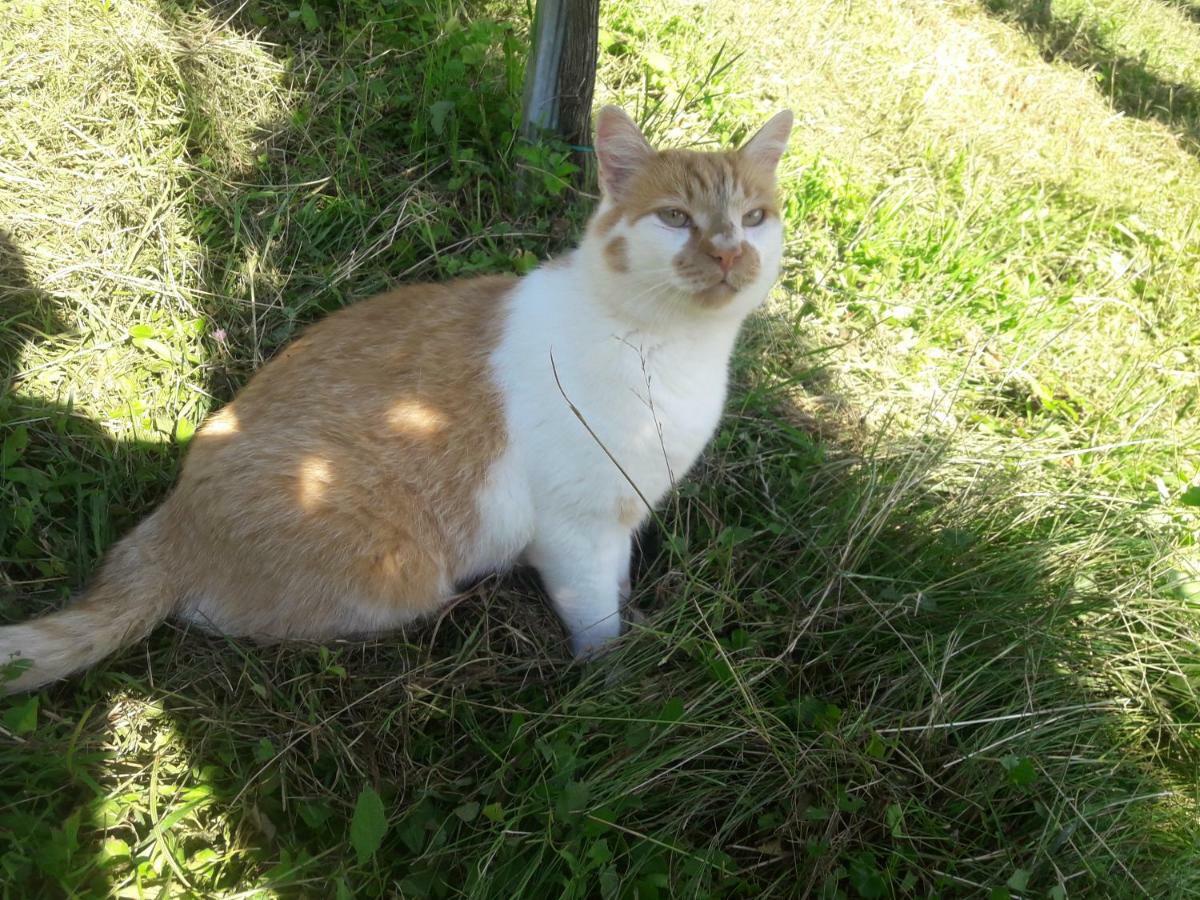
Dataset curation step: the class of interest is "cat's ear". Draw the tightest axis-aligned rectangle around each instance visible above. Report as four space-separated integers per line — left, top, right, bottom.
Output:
739 109 794 172
595 106 654 200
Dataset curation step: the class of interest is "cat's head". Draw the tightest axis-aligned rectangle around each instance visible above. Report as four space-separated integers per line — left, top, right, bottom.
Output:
587 106 792 320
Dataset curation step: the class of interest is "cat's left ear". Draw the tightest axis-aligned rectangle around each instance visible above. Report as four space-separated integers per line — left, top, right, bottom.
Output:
739 109 794 172
595 106 654 200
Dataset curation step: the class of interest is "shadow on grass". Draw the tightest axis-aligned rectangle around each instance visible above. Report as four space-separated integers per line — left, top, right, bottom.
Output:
4 230 1196 894
0 227 190 889
983 0 1200 156
1162 0 1200 25
0 230 182 607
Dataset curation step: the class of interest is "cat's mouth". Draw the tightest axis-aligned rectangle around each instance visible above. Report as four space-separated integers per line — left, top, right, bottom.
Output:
674 250 761 303
692 278 739 307
705 259 754 294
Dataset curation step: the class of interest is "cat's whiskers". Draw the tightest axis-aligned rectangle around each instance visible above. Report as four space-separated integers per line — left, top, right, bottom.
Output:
620 274 682 306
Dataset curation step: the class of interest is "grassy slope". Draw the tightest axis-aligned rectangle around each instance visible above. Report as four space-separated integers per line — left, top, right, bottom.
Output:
1 0 1198 896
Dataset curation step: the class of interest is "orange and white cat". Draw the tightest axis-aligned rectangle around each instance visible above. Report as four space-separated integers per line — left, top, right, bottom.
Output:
0 106 792 692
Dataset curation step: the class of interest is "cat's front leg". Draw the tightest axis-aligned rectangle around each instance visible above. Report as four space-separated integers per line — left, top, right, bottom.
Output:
528 522 632 658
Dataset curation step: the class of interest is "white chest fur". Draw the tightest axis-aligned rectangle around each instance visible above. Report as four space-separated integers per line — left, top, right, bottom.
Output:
458 264 743 585
497 265 739 520
462 250 770 655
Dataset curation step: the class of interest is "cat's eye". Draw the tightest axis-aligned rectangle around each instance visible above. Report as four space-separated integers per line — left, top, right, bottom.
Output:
656 208 691 228
742 208 766 227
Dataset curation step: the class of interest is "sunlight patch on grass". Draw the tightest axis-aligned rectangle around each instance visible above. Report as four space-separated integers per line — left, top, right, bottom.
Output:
1 1 291 437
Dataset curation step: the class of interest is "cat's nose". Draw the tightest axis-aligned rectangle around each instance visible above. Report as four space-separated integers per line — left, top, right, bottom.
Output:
710 246 742 274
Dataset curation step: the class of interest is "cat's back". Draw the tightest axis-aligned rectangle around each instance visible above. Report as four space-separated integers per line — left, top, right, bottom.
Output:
150 274 520 636
176 274 518 517
250 274 515 407
205 274 513 428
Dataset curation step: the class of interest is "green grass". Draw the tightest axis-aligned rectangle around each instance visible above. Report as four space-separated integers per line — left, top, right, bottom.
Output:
2 0 1199 896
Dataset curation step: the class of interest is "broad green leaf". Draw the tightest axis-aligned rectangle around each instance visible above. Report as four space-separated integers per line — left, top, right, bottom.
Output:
1001 755 1038 787
429 100 455 136
175 417 196 444
658 697 685 723
134 337 177 362
599 866 621 900
3 466 50 489
350 786 387 864
481 802 504 823
885 802 904 837
298 1 317 31
1006 868 1030 891
453 801 479 822
1 426 28 467
555 780 590 822
3 694 37 734
100 838 131 861
588 838 612 867
717 525 756 547
298 800 333 830
849 853 887 899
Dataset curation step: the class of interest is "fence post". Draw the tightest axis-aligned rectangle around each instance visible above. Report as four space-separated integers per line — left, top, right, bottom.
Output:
520 0 600 183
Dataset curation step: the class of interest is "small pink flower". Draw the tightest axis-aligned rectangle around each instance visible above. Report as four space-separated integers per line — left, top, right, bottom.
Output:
213 328 227 344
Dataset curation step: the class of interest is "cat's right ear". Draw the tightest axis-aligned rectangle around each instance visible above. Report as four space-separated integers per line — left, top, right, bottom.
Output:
594 106 653 200
739 109 794 172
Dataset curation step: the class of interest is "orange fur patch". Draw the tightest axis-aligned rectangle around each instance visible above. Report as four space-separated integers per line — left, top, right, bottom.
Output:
296 455 333 510
160 276 515 639
604 236 630 273
594 206 624 235
387 399 448 436
621 150 779 223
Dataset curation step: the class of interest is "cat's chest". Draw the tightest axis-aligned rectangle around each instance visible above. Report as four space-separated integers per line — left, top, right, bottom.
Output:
580 339 729 478
495 294 739 507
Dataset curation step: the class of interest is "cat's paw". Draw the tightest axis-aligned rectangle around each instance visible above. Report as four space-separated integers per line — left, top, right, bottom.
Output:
571 634 620 661
570 608 647 664
568 615 623 661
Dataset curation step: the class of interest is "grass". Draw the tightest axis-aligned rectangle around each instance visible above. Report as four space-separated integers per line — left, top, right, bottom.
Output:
2 0 1199 896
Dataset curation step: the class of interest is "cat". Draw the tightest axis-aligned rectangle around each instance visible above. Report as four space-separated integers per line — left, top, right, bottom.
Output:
0 105 793 693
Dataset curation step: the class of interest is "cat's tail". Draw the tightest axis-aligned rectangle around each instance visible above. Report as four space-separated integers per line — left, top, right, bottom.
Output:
0 513 181 694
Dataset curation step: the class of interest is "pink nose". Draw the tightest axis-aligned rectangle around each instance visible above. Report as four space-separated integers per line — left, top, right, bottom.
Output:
711 246 742 274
